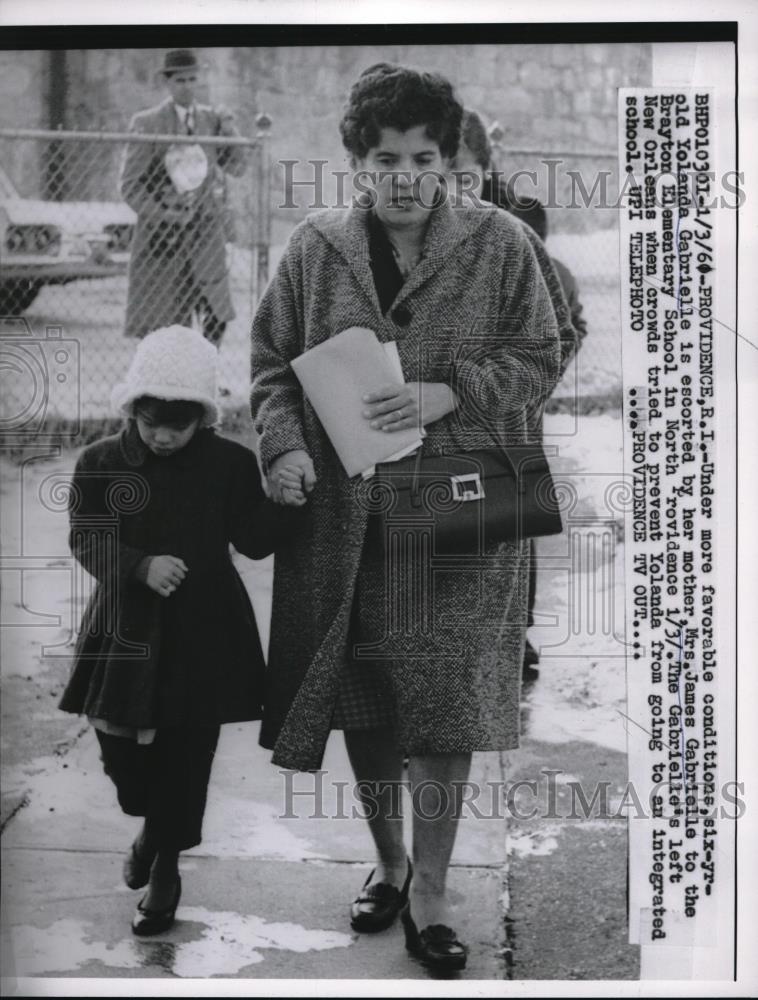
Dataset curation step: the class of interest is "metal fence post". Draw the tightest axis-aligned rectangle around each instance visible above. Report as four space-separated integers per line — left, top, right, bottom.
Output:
254 112 272 305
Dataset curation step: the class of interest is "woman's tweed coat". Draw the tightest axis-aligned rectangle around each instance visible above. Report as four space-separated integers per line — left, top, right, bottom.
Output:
250 201 561 772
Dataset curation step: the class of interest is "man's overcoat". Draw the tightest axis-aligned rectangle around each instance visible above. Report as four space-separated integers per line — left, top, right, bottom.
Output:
250 202 561 772
120 98 246 339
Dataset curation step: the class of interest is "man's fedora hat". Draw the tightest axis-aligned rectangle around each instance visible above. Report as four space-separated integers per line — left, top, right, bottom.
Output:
159 49 201 77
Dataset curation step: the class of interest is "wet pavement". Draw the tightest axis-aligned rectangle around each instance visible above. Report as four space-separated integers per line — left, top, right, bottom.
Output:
1 721 507 983
1 412 640 987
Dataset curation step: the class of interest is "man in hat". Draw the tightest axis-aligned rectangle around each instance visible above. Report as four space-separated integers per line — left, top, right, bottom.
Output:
120 49 247 344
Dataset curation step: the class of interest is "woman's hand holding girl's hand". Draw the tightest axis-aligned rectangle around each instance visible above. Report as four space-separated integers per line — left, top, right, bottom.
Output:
145 555 188 598
362 382 458 432
268 450 316 506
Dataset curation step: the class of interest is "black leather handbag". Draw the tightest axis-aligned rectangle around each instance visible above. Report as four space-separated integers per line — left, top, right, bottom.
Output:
371 445 563 555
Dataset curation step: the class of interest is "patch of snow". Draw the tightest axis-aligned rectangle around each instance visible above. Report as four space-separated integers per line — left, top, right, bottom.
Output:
9 919 142 976
170 907 352 978
8 909 353 978
507 831 560 858
525 698 628 754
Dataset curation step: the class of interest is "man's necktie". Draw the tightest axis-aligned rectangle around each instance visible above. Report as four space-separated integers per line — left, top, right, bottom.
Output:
184 109 194 135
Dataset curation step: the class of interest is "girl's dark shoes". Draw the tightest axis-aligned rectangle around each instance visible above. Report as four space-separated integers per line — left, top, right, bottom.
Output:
350 859 412 932
401 903 468 971
123 837 157 890
132 877 182 936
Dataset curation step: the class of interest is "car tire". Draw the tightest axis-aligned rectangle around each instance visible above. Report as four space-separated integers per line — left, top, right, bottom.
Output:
0 279 43 315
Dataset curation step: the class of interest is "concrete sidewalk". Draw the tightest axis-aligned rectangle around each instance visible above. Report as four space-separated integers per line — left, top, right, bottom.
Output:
1 724 508 982
0 709 638 986
1 416 640 986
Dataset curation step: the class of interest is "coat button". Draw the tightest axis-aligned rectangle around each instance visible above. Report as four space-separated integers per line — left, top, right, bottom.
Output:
393 305 412 327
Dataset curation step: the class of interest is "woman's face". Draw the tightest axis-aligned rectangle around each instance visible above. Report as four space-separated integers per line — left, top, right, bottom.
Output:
356 125 446 228
451 143 486 203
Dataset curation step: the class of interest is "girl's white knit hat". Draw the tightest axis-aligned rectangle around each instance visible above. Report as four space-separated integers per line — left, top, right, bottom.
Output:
111 325 220 427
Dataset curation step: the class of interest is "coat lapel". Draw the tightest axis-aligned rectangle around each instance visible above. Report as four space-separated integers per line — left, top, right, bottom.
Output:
155 97 179 135
308 202 496 315
307 206 381 313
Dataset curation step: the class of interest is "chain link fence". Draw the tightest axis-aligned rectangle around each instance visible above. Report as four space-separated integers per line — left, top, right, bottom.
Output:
1 128 622 439
0 125 271 429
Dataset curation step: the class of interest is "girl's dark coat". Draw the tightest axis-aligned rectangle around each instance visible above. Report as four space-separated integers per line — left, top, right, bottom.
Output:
59 425 280 728
250 202 562 772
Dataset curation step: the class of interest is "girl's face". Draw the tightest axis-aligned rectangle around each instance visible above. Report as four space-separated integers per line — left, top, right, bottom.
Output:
451 144 486 203
134 404 201 457
356 125 447 228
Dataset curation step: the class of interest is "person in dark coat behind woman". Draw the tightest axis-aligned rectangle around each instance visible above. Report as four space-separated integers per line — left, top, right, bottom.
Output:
453 109 590 678
59 325 302 936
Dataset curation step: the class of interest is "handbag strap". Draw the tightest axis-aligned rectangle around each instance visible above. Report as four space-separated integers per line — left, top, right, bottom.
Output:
494 447 519 481
410 445 424 506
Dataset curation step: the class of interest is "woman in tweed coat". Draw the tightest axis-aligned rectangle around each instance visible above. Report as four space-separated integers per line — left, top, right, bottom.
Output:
250 64 560 969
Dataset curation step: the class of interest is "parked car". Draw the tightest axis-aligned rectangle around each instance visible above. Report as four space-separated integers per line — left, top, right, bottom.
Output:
0 164 136 314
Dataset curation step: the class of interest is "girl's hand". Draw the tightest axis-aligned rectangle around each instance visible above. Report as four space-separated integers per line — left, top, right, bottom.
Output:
277 465 307 507
362 382 458 432
268 450 316 505
145 555 188 597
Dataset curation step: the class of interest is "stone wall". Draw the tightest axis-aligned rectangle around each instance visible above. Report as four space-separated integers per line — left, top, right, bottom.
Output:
0 50 49 196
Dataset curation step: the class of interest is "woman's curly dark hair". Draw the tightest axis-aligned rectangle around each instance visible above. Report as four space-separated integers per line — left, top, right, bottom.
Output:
339 63 463 161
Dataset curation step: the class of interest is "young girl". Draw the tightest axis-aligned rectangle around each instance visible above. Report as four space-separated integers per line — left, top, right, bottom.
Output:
59 325 302 936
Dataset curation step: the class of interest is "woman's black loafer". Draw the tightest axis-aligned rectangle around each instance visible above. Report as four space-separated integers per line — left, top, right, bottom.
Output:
401 903 468 971
350 859 412 932
131 878 182 936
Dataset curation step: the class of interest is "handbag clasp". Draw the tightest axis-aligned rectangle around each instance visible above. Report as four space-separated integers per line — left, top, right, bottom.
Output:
451 472 484 502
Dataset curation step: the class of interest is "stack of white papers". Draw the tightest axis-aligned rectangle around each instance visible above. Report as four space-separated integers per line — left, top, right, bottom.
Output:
290 327 424 478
